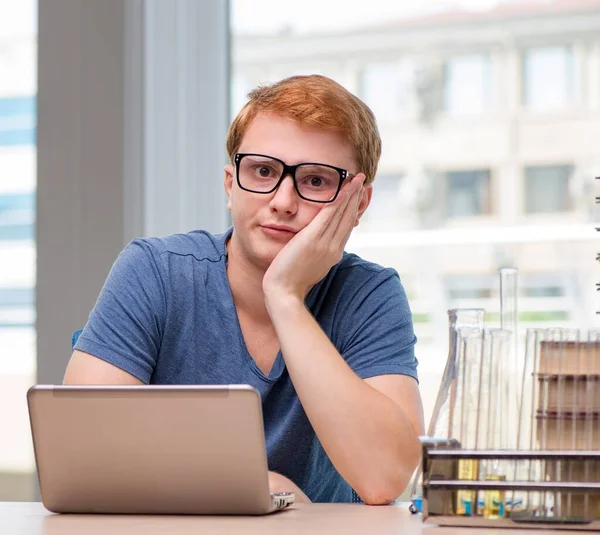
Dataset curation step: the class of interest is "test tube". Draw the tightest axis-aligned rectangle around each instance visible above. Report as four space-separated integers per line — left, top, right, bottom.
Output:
455 326 483 516
524 328 544 516
484 328 510 519
499 267 519 450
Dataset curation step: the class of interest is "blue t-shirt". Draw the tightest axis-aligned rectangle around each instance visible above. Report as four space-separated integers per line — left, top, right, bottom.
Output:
74 226 418 503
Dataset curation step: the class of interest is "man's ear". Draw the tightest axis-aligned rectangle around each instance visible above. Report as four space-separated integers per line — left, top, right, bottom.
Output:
224 164 234 211
354 182 373 227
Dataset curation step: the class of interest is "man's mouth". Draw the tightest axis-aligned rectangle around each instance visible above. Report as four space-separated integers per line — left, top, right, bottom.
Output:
260 224 298 237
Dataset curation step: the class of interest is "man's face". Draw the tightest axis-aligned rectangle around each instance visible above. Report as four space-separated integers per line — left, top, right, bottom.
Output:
224 112 371 270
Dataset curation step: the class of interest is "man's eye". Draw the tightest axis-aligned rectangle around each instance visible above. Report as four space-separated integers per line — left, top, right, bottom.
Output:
257 166 272 177
302 176 330 188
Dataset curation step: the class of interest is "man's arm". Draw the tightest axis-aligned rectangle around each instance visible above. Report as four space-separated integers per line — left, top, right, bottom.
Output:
265 293 424 505
261 173 424 505
63 239 166 385
63 350 143 385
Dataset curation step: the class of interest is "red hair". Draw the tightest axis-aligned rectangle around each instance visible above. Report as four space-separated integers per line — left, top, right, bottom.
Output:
226 75 382 183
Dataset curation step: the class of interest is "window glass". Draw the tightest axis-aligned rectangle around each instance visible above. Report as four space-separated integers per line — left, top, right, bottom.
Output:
445 54 492 114
360 61 413 121
445 169 491 217
361 173 404 229
0 191 35 240
524 164 573 213
523 46 576 110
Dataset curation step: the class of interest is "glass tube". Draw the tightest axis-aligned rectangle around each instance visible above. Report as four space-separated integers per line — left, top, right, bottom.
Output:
499 267 519 450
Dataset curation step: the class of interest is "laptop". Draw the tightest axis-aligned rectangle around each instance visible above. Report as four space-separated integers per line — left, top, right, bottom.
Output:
27 384 295 515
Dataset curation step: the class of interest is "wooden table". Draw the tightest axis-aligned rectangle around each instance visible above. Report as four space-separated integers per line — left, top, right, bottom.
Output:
0 501 578 534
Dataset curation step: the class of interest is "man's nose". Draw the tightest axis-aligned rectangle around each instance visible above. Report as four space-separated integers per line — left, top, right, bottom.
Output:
269 174 299 213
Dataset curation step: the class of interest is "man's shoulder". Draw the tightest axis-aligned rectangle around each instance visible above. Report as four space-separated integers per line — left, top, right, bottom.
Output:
337 251 398 281
132 227 231 264
310 252 404 312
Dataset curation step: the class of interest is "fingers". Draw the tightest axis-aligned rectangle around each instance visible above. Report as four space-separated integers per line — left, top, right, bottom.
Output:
317 173 364 239
333 180 364 247
323 174 365 242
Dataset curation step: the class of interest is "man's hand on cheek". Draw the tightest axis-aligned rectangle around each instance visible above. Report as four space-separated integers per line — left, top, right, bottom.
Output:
262 173 366 304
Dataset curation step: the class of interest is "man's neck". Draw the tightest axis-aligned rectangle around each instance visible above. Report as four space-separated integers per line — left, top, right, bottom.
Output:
226 234 271 324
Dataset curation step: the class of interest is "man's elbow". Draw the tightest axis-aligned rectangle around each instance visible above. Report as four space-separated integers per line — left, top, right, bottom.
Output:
359 488 398 506
355 471 413 506
356 451 421 505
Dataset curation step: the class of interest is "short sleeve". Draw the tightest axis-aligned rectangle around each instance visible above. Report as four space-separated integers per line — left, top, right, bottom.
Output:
73 239 167 383
338 268 418 382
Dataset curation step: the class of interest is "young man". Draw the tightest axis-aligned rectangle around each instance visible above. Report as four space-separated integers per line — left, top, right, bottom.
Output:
64 75 425 505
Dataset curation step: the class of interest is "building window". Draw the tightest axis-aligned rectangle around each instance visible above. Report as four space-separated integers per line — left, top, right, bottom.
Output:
524 165 573 214
523 285 564 298
362 173 404 228
445 169 491 218
523 46 576 110
0 192 35 241
445 274 495 302
520 273 566 298
0 287 35 328
444 54 492 115
359 61 413 122
0 96 36 147
0 287 34 307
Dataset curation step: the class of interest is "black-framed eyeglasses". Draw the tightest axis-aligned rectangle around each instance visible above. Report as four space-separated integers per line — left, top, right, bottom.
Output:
234 153 352 203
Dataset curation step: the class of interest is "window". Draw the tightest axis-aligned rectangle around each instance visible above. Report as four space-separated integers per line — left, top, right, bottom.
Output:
446 272 570 326
444 54 492 115
361 173 404 228
518 273 570 323
0 192 35 241
0 287 34 328
359 62 413 121
523 46 576 110
523 286 564 298
447 273 568 301
0 287 34 307
445 274 495 301
0 96 36 146
524 165 573 214
445 169 491 218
